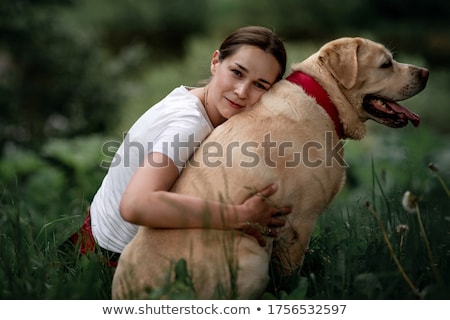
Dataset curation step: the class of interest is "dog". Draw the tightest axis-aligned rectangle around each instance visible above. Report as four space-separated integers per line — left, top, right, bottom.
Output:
112 37 429 299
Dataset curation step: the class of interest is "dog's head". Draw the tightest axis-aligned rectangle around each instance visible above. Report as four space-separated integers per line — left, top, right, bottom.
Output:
295 37 429 139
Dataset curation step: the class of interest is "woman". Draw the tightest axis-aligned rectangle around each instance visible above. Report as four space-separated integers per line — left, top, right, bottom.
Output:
68 26 291 266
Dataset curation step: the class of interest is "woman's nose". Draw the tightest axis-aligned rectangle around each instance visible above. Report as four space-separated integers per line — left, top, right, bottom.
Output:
234 82 249 99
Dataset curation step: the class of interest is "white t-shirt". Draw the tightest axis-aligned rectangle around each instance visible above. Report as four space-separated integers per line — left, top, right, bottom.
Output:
90 86 214 253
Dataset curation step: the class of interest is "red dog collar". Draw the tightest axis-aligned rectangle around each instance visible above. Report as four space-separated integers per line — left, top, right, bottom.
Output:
286 71 344 139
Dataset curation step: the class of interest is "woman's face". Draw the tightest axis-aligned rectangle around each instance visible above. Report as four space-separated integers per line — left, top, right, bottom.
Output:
206 45 281 127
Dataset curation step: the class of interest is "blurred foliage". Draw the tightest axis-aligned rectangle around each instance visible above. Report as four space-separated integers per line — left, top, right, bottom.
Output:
0 0 122 150
1 0 448 152
67 0 207 58
0 0 449 300
0 135 110 228
0 0 207 151
205 0 450 67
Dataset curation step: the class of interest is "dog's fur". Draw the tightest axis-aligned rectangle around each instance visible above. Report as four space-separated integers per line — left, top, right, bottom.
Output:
112 37 428 299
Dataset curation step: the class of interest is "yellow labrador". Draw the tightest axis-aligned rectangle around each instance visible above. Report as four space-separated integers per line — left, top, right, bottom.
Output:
112 37 428 299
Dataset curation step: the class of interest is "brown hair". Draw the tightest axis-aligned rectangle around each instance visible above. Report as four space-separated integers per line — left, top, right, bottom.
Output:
218 26 287 82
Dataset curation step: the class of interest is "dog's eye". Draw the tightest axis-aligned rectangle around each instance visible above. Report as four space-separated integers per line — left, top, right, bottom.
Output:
380 60 393 69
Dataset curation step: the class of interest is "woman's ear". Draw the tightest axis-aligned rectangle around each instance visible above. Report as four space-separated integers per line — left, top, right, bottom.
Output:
210 50 220 75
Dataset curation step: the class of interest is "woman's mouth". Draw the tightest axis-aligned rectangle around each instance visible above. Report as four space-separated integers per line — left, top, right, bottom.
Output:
226 97 244 109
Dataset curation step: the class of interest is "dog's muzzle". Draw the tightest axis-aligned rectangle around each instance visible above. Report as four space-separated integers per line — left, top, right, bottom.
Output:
363 95 421 128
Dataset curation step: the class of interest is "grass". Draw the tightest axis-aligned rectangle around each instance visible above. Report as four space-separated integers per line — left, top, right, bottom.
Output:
295 161 450 299
0 186 114 299
1 154 448 299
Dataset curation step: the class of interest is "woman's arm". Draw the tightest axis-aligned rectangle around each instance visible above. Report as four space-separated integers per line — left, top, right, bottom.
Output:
120 152 289 239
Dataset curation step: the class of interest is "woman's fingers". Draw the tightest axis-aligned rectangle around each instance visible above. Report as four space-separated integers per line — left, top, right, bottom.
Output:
268 206 292 226
240 183 293 246
269 217 286 228
255 183 278 199
275 205 292 216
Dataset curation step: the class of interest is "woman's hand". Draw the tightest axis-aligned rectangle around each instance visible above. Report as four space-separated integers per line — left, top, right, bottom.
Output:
237 183 292 246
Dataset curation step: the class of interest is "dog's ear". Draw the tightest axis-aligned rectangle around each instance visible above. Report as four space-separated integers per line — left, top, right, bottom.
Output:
319 39 361 89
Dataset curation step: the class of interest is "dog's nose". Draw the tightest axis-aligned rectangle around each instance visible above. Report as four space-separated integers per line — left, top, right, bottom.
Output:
421 68 429 80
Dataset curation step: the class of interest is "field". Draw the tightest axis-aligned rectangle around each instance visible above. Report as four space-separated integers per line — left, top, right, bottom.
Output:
1 39 449 300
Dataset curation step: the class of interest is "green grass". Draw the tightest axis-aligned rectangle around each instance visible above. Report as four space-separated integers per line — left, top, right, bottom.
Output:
297 163 450 299
0 186 114 299
1 147 448 299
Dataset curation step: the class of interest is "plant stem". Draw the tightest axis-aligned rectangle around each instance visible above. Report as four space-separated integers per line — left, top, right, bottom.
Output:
428 163 450 197
366 203 421 298
399 235 405 260
415 204 442 285
435 174 450 197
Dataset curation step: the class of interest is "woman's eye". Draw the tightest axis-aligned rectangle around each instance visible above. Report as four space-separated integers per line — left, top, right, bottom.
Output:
254 82 269 90
232 69 242 77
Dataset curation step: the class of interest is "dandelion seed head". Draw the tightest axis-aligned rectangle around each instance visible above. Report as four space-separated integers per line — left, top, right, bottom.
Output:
428 162 439 172
396 224 409 235
402 191 418 213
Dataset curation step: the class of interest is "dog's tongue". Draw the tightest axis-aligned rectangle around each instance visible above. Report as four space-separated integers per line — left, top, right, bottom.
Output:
386 101 421 127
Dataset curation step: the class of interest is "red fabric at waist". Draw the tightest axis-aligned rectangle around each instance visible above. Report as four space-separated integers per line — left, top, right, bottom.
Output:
68 210 119 267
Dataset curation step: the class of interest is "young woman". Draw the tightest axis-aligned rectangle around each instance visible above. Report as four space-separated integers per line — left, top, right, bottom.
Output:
68 26 291 265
